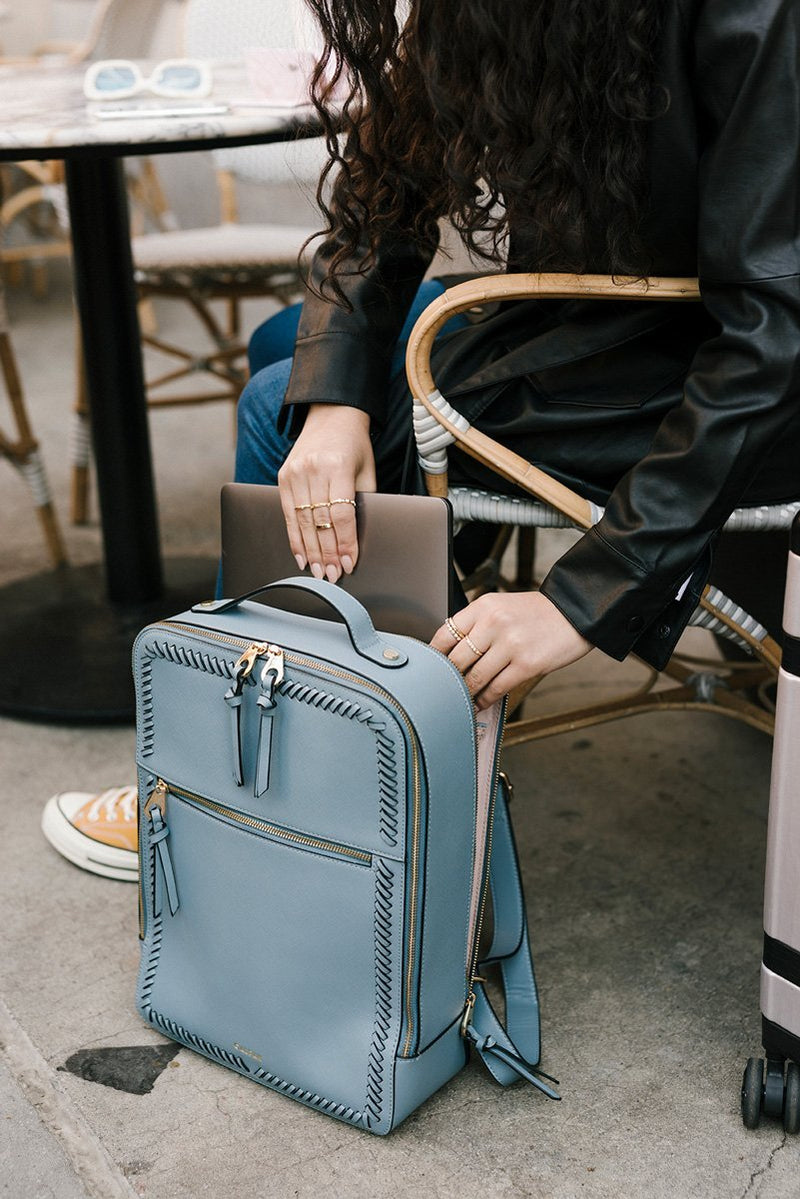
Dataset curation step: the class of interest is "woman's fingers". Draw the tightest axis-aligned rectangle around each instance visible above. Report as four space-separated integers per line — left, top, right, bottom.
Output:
291 486 326 579
473 663 534 711
328 475 359 574
277 475 359 582
312 472 360 580
277 405 374 580
278 487 306 571
430 591 593 708
443 623 511 702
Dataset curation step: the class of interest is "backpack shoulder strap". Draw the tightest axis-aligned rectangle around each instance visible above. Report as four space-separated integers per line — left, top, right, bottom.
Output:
464 774 560 1100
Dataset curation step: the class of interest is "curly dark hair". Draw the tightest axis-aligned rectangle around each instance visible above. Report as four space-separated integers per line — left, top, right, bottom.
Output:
305 0 669 303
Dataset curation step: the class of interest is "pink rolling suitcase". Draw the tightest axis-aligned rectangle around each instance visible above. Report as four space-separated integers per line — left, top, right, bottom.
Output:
742 514 800 1132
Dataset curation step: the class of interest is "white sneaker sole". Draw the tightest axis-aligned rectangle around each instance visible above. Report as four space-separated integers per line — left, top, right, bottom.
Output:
41 796 139 883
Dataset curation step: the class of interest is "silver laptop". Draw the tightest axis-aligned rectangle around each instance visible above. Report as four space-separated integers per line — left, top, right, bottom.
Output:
220 484 453 641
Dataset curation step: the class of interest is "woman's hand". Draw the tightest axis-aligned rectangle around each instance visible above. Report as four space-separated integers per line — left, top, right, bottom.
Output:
277 404 376 581
430 590 593 710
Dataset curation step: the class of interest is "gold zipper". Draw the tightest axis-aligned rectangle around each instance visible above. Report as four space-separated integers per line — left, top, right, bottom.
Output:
152 621 423 1055
152 778 372 864
233 641 269 678
463 705 508 1031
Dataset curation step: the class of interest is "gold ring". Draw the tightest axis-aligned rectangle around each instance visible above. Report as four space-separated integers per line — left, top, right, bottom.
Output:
294 502 314 511
310 501 331 511
446 617 464 642
315 521 333 531
465 635 485 657
329 498 356 508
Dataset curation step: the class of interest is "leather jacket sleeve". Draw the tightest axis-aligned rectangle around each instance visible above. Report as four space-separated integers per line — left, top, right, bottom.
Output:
280 228 439 434
539 0 800 667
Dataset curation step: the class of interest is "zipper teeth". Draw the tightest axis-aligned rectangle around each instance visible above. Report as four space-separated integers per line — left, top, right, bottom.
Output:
164 780 372 863
469 790 497 986
468 706 508 989
157 621 423 1055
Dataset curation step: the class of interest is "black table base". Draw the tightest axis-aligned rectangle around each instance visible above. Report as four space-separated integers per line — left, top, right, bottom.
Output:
0 558 217 723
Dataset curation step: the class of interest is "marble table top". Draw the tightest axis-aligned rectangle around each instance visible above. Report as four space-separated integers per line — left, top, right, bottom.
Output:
0 59 320 158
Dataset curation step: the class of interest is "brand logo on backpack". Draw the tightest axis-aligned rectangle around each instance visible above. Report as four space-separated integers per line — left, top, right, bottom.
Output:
234 1043 263 1063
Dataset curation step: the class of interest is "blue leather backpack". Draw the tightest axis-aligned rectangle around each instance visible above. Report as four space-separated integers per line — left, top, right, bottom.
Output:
133 577 557 1133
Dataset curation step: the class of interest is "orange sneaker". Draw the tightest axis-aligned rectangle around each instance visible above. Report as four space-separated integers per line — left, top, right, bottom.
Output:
41 786 138 881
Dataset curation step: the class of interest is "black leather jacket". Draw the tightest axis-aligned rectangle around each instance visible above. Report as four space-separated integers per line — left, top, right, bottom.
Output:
281 0 800 668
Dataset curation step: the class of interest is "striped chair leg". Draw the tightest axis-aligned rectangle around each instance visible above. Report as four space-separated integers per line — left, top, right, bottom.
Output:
14 445 68 567
0 331 67 567
70 329 91 525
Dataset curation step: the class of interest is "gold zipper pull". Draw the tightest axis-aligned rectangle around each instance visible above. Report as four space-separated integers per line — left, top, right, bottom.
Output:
234 641 270 680
259 644 284 688
144 778 167 818
460 990 477 1037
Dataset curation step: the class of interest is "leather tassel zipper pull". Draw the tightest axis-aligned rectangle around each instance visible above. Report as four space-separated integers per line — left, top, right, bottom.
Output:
225 642 268 787
255 646 284 798
224 682 245 786
463 1017 560 1101
145 780 179 917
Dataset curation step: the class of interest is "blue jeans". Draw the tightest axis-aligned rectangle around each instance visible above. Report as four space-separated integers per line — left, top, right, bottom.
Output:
234 280 465 488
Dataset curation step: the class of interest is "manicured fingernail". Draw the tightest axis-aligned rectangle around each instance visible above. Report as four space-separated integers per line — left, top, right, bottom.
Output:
310 562 324 579
341 555 353 575
295 554 306 571
326 564 341 583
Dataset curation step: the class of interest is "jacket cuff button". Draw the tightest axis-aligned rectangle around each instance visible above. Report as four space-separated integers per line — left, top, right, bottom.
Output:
657 623 672 639
626 615 644 633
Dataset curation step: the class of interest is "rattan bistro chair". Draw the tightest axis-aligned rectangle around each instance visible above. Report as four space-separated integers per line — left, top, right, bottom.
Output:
407 273 798 743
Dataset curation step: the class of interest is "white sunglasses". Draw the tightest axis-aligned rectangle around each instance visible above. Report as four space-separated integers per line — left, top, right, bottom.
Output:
84 59 213 101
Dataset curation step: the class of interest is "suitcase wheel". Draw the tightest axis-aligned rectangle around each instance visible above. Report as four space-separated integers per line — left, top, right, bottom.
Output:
784 1062 800 1135
741 1056 800 1133
741 1057 763 1129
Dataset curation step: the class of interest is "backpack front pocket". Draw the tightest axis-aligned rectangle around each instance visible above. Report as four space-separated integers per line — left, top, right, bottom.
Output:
137 781 403 1129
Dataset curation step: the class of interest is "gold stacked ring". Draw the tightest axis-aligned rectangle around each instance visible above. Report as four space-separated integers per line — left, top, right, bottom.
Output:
446 617 464 642
464 635 484 657
315 521 333 531
329 498 357 508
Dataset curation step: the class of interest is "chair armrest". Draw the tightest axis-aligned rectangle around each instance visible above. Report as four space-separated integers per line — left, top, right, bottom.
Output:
405 272 699 528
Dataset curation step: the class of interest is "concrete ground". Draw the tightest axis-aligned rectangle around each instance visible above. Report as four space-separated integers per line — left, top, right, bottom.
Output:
1 163 797 1197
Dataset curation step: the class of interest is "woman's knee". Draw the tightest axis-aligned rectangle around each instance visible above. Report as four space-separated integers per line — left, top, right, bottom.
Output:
238 360 292 430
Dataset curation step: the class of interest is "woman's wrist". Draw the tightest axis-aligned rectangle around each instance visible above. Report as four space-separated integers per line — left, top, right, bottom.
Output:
306 402 371 432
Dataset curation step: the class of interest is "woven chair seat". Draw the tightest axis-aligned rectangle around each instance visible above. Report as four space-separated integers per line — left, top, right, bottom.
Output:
447 486 800 535
132 222 314 281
